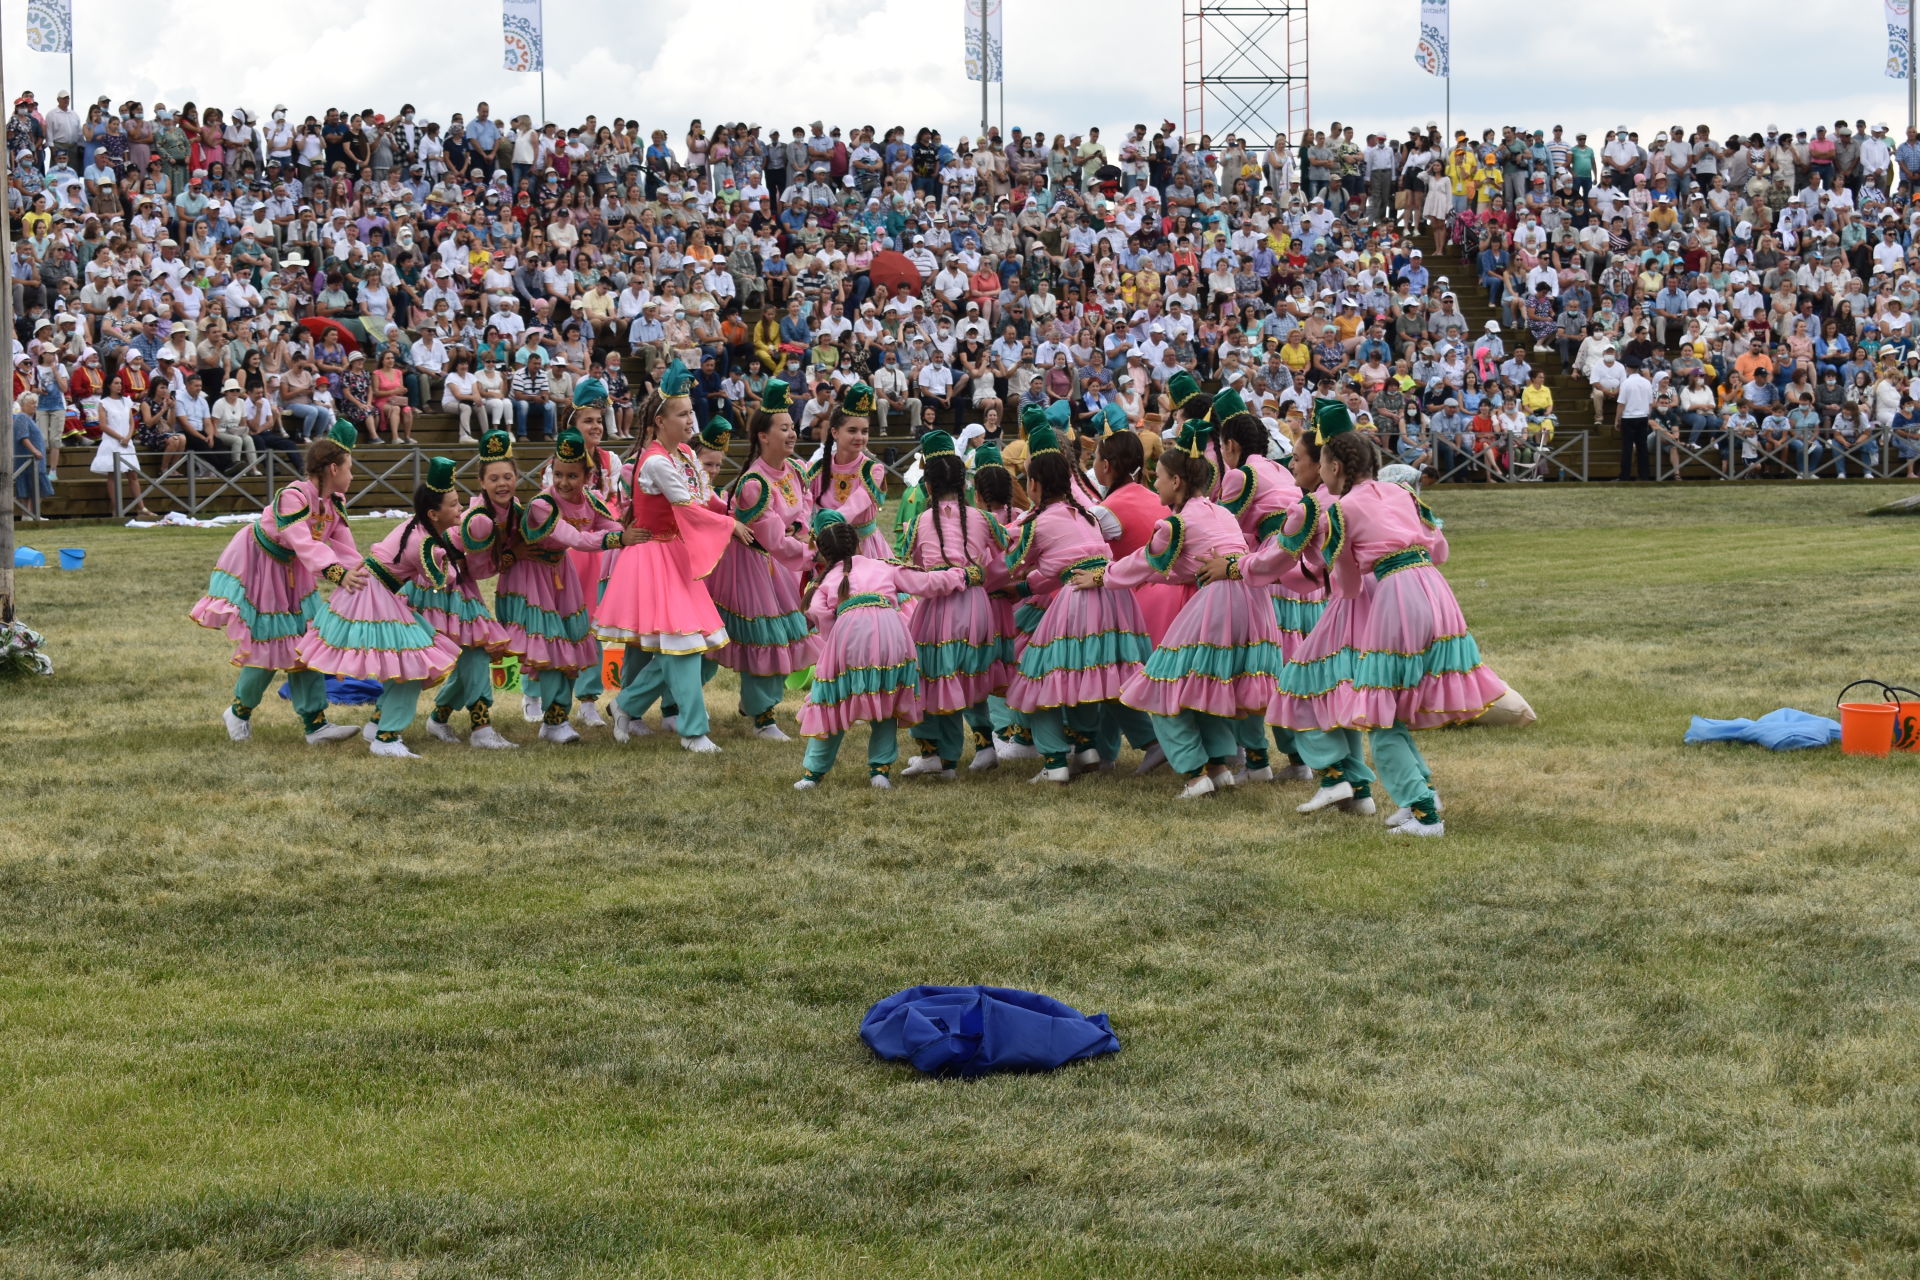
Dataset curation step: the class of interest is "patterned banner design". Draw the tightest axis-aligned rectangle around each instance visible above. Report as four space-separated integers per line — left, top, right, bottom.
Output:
965 0 1003 83
1414 0 1449 77
1888 0 1912 78
503 0 543 73
25 0 72 54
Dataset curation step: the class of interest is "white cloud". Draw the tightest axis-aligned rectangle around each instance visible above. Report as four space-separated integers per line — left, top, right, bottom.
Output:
1 0 1908 147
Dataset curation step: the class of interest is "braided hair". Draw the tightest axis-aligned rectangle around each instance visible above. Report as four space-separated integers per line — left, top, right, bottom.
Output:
922 453 969 567
816 519 860 610
396 480 470 590
1026 451 1097 526
1216 411 1269 467
1323 430 1382 490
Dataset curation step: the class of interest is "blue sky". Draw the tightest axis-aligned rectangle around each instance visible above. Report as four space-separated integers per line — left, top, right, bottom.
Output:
2 0 1910 145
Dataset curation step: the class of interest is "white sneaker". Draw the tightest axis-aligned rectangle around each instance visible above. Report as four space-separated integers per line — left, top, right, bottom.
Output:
662 714 678 734
304 723 359 745
995 735 1039 760
868 773 892 790
680 735 721 753
901 754 948 777
611 706 633 744
793 777 818 790
426 719 460 744
752 722 792 742
538 722 582 745
1210 768 1238 790
1389 818 1446 837
1178 774 1217 799
577 701 608 729
1296 779 1354 812
1028 766 1071 784
967 747 999 772
1275 763 1313 782
1341 795 1377 816
469 725 519 749
1385 792 1443 828
223 707 252 742
361 721 379 742
457 432 475 444
1235 765 1274 784
1132 743 1168 775
521 694 543 723
1071 747 1101 773
370 737 420 759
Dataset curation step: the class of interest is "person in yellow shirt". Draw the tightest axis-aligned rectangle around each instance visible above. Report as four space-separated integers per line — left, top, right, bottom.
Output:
1279 328 1313 379
1520 369 1555 429
1446 137 1479 212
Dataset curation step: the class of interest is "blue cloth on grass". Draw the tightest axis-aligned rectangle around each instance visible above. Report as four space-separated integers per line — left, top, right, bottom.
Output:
1685 708 1840 752
860 985 1120 1076
277 676 384 705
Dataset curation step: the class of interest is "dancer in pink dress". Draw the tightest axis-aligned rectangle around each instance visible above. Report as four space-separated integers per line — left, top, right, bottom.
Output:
597 365 745 753
794 510 972 790
551 405 628 729
1003 420 1151 785
498 427 642 744
807 382 892 561
707 379 819 742
1225 403 1509 838
968 442 1037 766
1207 385 1320 783
425 430 525 749
1092 418 1287 798
189 421 366 746
296 456 466 757
896 432 1015 780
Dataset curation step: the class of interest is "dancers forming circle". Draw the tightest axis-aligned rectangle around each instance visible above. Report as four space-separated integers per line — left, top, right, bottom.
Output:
190 370 1521 836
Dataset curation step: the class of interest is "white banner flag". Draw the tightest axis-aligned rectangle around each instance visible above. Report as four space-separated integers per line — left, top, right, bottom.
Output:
25 0 71 53
503 0 543 73
1414 0 1450 77
1887 0 1912 78
964 0 1003 83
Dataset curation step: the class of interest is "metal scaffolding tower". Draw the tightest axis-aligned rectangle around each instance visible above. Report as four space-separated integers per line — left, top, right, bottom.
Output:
1181 0 1309 144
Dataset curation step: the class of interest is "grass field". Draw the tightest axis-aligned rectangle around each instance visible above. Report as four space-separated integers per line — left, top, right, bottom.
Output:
3 483 1919 1279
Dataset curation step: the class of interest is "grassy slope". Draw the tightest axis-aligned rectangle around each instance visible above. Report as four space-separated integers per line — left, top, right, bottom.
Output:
1 485 1918 1279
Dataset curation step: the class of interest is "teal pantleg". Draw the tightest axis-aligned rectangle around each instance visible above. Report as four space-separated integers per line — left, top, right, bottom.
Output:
231 665 274 716
1151 710 1241 776
739 671 785 721
801 718 900 780
990 694 1030 742
1370 721 1434 810
1091 702 1156 760
376 679 424 738
1269 725 1305 765
285 668 330 732
433 647 494 719
574 639 605 702
536 669 573 719
1293 727 1376 791
1232 713 1271 769
616 650 711 738
1029 707 1074 770
920 711 965 765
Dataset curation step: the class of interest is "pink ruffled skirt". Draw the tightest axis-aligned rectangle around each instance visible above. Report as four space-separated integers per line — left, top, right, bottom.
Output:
1005 584 1151 714
1270 564 1508 731
1120 578 1287 718
295 573 461 685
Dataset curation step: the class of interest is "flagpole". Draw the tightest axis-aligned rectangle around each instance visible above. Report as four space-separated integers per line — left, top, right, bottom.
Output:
1909 0 1916 135
979 2 989 133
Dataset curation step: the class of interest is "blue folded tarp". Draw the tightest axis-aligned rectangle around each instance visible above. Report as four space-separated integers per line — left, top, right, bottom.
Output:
860 985 1120 1077
1685 708 1841 752
276 676 384 705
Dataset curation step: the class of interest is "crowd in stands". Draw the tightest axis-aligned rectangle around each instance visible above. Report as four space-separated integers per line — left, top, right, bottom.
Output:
9 91 1920 519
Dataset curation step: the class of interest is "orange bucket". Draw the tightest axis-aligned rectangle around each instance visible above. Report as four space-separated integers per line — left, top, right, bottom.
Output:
601 643 625 689
1837 681 1900 757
